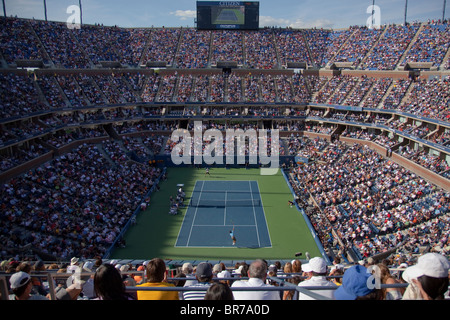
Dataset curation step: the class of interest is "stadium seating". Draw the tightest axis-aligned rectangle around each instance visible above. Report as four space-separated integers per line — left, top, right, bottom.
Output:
0 17 449 300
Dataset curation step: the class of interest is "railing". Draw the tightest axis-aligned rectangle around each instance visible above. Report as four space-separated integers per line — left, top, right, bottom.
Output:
0 272 412 301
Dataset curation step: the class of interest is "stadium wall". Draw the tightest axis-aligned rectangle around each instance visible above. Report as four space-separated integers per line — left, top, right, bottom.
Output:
281 169 331 264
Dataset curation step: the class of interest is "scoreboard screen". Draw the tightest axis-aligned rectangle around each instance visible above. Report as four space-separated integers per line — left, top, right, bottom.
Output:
197 1 259 30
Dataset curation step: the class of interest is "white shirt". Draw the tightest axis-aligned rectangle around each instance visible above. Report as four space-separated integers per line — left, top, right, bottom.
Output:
231 278 281 300
66 265 79 273
297 276 337 300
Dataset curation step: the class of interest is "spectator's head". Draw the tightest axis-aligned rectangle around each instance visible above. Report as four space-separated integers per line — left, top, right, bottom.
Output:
94 263 128 300
70 257 79 266
335 265 381 300
33 260 45 272
15 262 31 273
402 253 450 300
174 272 186 287
146 258 167 283
213 264 222 275
9 271 32 299
204 282 234 300
302 257 327 276
292 259 302 273
182 262 194 274
248 259 268 280
195 262 213 282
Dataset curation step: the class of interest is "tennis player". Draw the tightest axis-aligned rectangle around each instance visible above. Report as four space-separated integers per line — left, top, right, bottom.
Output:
229 226 236 245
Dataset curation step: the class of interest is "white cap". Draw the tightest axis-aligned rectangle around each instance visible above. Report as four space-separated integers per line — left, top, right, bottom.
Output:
9 271 31 289
402 253 450 283
70 257 79 265
301 257 327 273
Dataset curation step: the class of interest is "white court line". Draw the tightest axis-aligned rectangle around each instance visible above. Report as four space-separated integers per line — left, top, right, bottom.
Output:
176 180 272 248
174 180 200 247
249 180 261 247
255 180 272 247
192 224 256 227
186 180 204 247
224 190 227 226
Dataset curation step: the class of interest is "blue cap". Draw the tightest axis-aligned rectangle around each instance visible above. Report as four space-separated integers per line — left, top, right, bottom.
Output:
334 265 374 300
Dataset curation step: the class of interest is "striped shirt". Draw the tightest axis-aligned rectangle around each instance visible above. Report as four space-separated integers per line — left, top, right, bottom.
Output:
182 282 212 300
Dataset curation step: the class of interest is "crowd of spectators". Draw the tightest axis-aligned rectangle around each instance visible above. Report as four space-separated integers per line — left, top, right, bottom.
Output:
400 20 450 68
1 253 448 300
333 26 384 68
275 29 311 67
1 18 449 301
2 70 449 184
361 23 420 70
1 70 448 124
399 78 450 121
210 30 244 66
1 17 448 72
0 143 164 260
287 139 449 261
244 30 277 69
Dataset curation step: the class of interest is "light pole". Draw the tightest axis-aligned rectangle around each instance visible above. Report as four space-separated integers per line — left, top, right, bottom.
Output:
79 0 83 25
43 0 47 21
404 0 408 25
444 0 447 21
372 0 376 27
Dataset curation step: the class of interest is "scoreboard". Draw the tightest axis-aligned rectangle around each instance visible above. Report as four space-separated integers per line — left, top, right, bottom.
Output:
197 1 259 30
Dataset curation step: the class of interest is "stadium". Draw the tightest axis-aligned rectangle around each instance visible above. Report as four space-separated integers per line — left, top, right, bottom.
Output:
0 0 449 304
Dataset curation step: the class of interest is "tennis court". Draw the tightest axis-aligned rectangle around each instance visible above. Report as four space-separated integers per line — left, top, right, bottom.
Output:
175 180 271 248
111 167 322 261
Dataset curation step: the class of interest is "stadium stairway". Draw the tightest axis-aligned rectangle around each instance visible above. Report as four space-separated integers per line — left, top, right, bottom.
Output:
357 25 390 69
440 45 450 70
395 23 425 69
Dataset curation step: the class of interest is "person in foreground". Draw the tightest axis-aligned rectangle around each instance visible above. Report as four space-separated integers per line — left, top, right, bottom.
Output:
297 257 337 300
136 258 179 300
334 264 382 300
231 259 280 300
401 253 449 300
9 271 49 300
94 264 135 300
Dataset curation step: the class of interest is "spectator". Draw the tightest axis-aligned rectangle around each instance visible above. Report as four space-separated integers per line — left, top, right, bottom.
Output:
67 257 80 273
173 272 186 300
297 257 337 300
402 253 450 300
329 268 344 287
292 259 302 273
133 265 146 284
181 262 197 286
136 258 179 300
204 282 234 300
377 263 404 300
183 262 213 300
231 259 280 300
31 260 48 297
213 264 222 277
8 271 49 300
334 265 382 300
93 264 135 300
54 281 84 301
80 261 96 300
282 274 302 300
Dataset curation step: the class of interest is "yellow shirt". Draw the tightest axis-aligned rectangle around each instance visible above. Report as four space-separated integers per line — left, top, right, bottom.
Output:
136 282 179 300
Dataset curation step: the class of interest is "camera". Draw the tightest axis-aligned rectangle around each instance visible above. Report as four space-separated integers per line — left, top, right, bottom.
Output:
295 252 302 257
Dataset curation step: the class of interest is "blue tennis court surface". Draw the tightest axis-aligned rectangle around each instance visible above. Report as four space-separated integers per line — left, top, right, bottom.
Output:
175 180 272 248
